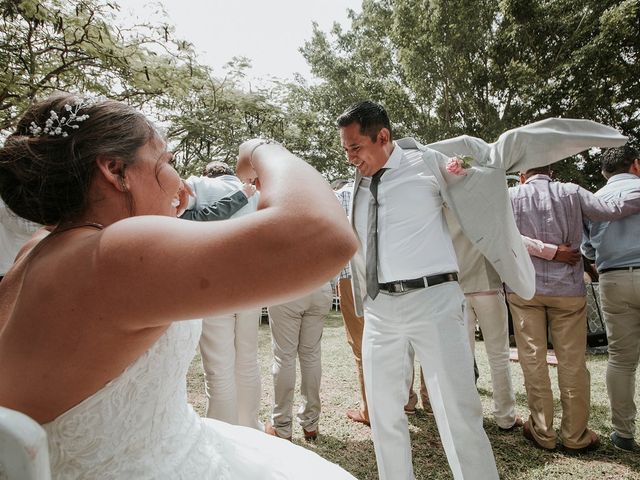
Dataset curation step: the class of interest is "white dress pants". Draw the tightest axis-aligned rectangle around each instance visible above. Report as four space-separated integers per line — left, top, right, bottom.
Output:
199 309 263 430
268 283 332 438
465 291 518 429
363 282 498 480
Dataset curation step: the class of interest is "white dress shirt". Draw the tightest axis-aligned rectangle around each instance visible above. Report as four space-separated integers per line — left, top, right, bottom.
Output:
353 143 459 283
185 174 259 218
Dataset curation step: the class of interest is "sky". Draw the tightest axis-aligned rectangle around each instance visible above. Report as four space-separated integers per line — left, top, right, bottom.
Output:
120 0 362 82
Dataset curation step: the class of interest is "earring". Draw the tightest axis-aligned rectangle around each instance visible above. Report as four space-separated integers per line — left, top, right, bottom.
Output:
120 176 128 192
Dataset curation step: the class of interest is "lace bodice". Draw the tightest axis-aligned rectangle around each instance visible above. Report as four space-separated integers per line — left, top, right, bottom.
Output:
43 320 230 479
43 319 355 480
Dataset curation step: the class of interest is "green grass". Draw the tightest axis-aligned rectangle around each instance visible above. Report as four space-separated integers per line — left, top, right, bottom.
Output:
187 312 640 479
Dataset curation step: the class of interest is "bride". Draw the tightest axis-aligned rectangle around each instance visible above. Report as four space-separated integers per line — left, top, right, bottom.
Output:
0 93 358 479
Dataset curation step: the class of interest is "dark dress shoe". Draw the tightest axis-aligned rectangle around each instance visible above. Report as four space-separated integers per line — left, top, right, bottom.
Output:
611 432 637 452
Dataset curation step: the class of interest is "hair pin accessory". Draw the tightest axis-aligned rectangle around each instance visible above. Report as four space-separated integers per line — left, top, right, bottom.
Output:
28 97 95 138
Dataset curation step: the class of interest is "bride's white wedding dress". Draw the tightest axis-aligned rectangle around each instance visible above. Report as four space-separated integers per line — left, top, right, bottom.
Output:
43 320 355 479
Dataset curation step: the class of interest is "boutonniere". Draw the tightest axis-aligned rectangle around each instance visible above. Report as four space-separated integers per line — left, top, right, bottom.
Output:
446 155 473 176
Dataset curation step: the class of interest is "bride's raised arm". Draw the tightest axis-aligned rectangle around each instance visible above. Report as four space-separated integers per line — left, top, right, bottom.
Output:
95 140 357 327
0 94 357 331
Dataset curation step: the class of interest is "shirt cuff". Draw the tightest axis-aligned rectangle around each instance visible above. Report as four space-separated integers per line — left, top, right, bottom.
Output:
522 235 558 261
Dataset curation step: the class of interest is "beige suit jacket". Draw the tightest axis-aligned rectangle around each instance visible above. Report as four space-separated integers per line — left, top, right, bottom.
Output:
349 118 627 316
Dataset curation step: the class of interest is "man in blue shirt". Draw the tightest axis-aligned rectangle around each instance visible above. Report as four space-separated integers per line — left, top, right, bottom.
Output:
582 145 640 452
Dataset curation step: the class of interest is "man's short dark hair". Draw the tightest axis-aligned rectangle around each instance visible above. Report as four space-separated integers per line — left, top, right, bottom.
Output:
203 160 233 178
523 165 551 178
601 145 639 176
336 101 393 142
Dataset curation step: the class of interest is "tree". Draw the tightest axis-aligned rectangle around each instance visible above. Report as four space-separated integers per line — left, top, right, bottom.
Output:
161 58 293 177
298 0 639 189
0 1 294 179
492 0 640 188
0 0 200 130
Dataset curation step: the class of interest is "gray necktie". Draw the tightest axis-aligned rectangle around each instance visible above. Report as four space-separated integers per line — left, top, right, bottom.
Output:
366 168 387 300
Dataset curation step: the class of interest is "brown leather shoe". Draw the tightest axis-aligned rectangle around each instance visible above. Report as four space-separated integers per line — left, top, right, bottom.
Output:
264 422 292 442
523 421 555 451
303 428 318 442
346 410 370 426
499 415 524 432
561 430 600 455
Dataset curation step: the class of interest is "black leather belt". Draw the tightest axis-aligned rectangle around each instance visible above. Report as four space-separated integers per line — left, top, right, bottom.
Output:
379 273 458 294
600 266 639 274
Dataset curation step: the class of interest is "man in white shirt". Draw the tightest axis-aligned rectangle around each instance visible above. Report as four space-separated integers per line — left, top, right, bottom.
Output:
337 100 627 480
338 101 498 480
181 160 263 430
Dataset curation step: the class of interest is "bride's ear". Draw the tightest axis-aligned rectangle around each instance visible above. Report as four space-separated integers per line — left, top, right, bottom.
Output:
96 156 128 192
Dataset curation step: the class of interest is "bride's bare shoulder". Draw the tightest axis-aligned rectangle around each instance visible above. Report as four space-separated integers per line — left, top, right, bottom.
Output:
13 227 51 264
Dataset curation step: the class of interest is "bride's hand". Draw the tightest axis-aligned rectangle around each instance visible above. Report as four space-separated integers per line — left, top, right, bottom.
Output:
236 139 264 183
176 180 195 217
241 182 257 198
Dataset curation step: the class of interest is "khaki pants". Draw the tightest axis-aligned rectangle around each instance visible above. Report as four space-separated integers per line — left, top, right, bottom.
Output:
338 278 369 421
268 283 332 438
465 291 517 429
406 366 429 411
508 293 592 449
340 277 432 417
600 270 640 439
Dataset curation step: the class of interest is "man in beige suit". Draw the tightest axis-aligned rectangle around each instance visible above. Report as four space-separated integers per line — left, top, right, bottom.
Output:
339 100 626 480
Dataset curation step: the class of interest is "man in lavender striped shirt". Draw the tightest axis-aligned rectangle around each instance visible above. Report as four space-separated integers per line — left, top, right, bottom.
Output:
507 165 640 454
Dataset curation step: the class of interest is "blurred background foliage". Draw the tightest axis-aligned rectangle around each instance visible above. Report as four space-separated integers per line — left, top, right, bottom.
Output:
1 0 638 188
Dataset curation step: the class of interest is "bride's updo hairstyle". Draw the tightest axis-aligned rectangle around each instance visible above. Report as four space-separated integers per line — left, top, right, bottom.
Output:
0 93 157 225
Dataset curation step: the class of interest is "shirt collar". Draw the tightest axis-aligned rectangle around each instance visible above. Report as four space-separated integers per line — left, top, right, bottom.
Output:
606 173 639 184
382 142 403 170
524 174 552 184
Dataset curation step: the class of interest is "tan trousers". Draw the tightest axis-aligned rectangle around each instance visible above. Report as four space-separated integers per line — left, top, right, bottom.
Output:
508 293 593 449
406 366 429 411
342 275 430 415
338 278 369 421
268 283 332 438
600 270 640 439
465 292 517 429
